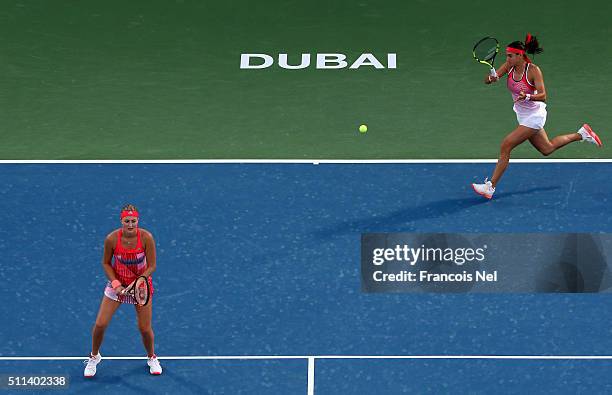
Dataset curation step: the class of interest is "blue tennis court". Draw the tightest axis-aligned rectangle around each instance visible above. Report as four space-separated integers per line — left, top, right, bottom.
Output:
1 162 611 393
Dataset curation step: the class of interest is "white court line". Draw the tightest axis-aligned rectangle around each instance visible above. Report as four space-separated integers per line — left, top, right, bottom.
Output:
0 159 611 164
3 355 612 360
0 356 304 360
307 357 315 395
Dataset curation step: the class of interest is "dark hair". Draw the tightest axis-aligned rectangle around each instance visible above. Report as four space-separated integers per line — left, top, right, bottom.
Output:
122 204 138 212
508 33 543 55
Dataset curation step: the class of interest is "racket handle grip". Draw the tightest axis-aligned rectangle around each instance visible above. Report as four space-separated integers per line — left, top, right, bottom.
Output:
489 68 498 78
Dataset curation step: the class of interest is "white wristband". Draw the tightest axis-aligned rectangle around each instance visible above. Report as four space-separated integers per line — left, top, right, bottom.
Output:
525 94 531 101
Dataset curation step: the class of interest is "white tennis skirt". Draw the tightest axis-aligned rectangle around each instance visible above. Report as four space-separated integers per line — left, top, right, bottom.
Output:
514 102 547 130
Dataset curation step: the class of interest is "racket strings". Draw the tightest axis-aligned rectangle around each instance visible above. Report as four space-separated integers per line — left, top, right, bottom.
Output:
134 277 150 305
474 38 498 62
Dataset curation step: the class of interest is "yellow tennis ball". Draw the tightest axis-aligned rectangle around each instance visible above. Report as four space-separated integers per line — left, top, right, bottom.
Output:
359 124 368 133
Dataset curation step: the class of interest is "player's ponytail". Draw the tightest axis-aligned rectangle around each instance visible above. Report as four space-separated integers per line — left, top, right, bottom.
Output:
524 33 543 55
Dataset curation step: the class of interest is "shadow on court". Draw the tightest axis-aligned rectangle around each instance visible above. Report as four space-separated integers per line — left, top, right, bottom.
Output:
314 186 562 237
493 185 562 200
82 364 159 390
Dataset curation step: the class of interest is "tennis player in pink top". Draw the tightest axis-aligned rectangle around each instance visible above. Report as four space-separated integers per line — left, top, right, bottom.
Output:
472 34 602 199
84 205 162 377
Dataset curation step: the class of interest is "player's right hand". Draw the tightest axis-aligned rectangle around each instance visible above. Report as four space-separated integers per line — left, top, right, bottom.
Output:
115 285 126 295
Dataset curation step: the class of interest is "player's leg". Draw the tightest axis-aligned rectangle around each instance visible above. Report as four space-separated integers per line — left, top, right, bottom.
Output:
135 302 162 374
85 296 121 377
528 129 581 156
135 302 155 356
472 125 534 199
490 125 536 186
92 296 121 355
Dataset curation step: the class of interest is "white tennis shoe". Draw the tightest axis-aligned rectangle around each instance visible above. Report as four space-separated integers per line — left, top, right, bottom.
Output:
471 178 495 199
83 353 102 378
578 124 603 147
147 355 162 375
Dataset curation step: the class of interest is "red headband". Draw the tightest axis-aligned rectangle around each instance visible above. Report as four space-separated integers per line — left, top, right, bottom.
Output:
121 210 139 219
506 47 525 55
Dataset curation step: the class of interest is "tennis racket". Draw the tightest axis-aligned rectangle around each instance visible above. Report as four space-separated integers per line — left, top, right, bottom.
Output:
473 36 499 78
120 276 150 306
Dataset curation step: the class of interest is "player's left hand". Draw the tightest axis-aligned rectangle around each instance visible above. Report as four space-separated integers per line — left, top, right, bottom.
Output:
515 91 527 102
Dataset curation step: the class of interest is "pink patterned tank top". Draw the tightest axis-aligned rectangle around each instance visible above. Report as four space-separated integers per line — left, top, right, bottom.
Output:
113 229 148 286
507 63 538 111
